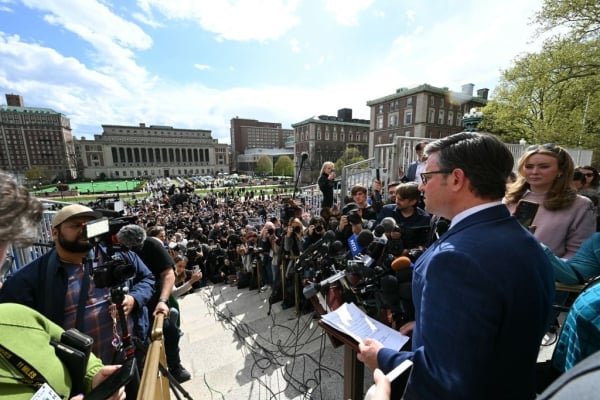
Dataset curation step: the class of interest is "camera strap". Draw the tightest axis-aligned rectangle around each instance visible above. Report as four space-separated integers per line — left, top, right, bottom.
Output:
0 343 52 391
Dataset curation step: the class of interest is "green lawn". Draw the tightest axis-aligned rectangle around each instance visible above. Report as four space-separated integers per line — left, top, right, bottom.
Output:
36 180 142 195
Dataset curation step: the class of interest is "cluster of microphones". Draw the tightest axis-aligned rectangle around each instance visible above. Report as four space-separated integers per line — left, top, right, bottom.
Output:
299 217 423 325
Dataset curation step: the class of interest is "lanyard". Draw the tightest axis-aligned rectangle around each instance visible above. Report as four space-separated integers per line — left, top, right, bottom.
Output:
0 343 50 390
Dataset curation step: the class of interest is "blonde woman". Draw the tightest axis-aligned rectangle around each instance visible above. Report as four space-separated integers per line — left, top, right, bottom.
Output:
505 143 595 258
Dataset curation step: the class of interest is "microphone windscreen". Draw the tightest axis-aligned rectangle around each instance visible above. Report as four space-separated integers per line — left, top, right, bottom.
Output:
374 224 386 237
301 152 309 161
391 256 413 271
381 217 397 233
357 229 374 248
323 230 336 243
330 240 344 254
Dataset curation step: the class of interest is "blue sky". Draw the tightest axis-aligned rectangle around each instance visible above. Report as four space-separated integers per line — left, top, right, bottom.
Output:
0 0 546 143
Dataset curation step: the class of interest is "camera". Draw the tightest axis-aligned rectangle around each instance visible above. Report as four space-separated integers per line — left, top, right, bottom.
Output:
347 210 362 226
92 256 136 288
293 226 302 234
267 228 275 235
314 225 323 233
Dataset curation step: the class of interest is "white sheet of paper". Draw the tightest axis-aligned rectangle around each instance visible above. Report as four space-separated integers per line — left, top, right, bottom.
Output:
320 302 409 351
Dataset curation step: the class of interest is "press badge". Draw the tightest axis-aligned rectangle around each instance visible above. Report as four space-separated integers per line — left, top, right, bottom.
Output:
30 383 62 400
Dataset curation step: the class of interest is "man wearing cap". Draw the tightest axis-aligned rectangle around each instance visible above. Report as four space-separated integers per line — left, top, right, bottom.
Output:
0 204 155 364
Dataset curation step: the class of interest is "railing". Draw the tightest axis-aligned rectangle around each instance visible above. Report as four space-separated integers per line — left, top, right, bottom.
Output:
137 313 171 400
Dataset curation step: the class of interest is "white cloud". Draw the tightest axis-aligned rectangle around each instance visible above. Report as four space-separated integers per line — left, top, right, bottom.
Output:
137 0 301 42
325 0 374 26
194 64 211 71
290 38 300 53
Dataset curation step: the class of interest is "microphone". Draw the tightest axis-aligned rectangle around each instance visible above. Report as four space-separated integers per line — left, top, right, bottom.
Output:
296 230 336 271
303 270 346 299
348 229 372 257
301 152 309 161
359 230 388 268
391 256 414 271
380 217 398 234
357 229 374 248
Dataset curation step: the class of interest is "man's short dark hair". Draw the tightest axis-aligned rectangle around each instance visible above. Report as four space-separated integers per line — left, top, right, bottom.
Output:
424 132 513 200
351 184 367 195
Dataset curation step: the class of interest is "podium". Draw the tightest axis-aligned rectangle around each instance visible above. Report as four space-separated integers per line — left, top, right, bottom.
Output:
319 320 365 400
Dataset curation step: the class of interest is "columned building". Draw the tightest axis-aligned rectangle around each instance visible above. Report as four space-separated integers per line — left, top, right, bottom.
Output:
0 94 77 182
366 83 488 157
292 108 370 184
75 123 229 180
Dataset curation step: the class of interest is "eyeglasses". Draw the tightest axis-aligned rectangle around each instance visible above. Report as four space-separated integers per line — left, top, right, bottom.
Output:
420 170 453 185
527 143 557 152
584 173 595 178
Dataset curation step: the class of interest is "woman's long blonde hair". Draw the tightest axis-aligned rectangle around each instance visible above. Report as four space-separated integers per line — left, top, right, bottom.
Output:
505 144 576 211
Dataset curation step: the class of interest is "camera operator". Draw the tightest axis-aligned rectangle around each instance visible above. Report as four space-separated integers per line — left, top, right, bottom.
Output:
284 218 305 277
0 205 155 366
303 215 327 250
116 224 191 383
0 173 126 400
349 184 378 221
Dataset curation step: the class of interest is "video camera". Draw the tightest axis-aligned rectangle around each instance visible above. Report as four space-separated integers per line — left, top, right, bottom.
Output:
82 214 137 289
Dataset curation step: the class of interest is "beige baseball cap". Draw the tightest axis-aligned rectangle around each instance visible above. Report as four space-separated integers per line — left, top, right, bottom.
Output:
52 204 102 227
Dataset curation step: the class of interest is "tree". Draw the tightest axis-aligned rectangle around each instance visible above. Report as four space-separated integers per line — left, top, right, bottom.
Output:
334 147 365 172
479 0 600 154
25 166 47 185
255 155 273 176
274 156 294 176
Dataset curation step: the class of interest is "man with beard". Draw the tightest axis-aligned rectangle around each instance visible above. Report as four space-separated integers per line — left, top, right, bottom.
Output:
0 204 155 365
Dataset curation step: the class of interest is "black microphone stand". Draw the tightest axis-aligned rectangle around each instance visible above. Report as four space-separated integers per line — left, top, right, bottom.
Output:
292 153 308 199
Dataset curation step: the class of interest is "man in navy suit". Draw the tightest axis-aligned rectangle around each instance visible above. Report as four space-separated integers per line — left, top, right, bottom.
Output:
358 132 555 399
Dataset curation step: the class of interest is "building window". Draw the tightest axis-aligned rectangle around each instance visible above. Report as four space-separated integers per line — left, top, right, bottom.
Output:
377 115 384 129
404 110 413 125
389 114 398 127
378 104 384 114
428 108 435 123
438 110 445 125
430 96 435 105
448 111 454 125
407 97 413 106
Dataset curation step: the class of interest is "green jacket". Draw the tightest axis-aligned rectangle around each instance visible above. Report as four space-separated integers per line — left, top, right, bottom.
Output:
0 303 103 399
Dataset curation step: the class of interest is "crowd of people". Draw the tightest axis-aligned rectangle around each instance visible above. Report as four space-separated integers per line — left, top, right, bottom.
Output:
1 132 600 399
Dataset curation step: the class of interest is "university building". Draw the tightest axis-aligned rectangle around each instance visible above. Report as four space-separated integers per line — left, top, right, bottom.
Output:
76 123 230 180
292 108 370 184
0 94 76 183
366 83 489 156
230 117 294 173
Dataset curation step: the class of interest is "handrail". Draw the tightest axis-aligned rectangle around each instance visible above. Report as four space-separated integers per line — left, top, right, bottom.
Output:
137 313 170 400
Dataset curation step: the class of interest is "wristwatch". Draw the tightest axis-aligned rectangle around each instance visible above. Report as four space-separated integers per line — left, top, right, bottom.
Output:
158 298 169 304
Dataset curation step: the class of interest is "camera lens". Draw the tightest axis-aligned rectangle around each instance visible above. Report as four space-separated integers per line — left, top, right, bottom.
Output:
315 225 323 233
293 226 302 234
267 228 274 235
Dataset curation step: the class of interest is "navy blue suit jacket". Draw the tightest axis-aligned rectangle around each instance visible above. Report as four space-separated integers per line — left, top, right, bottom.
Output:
377 205 555 400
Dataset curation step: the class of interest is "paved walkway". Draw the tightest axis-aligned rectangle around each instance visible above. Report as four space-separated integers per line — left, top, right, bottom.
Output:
175 284 362 400
172 283 559 400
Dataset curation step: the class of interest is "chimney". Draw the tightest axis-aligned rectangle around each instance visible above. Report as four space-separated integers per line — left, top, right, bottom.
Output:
139 123 146 128
477 88 489 100
6 94 24 107
461 83 474 97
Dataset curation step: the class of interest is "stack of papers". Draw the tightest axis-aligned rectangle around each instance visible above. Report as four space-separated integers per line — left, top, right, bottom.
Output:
320 302 409 351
